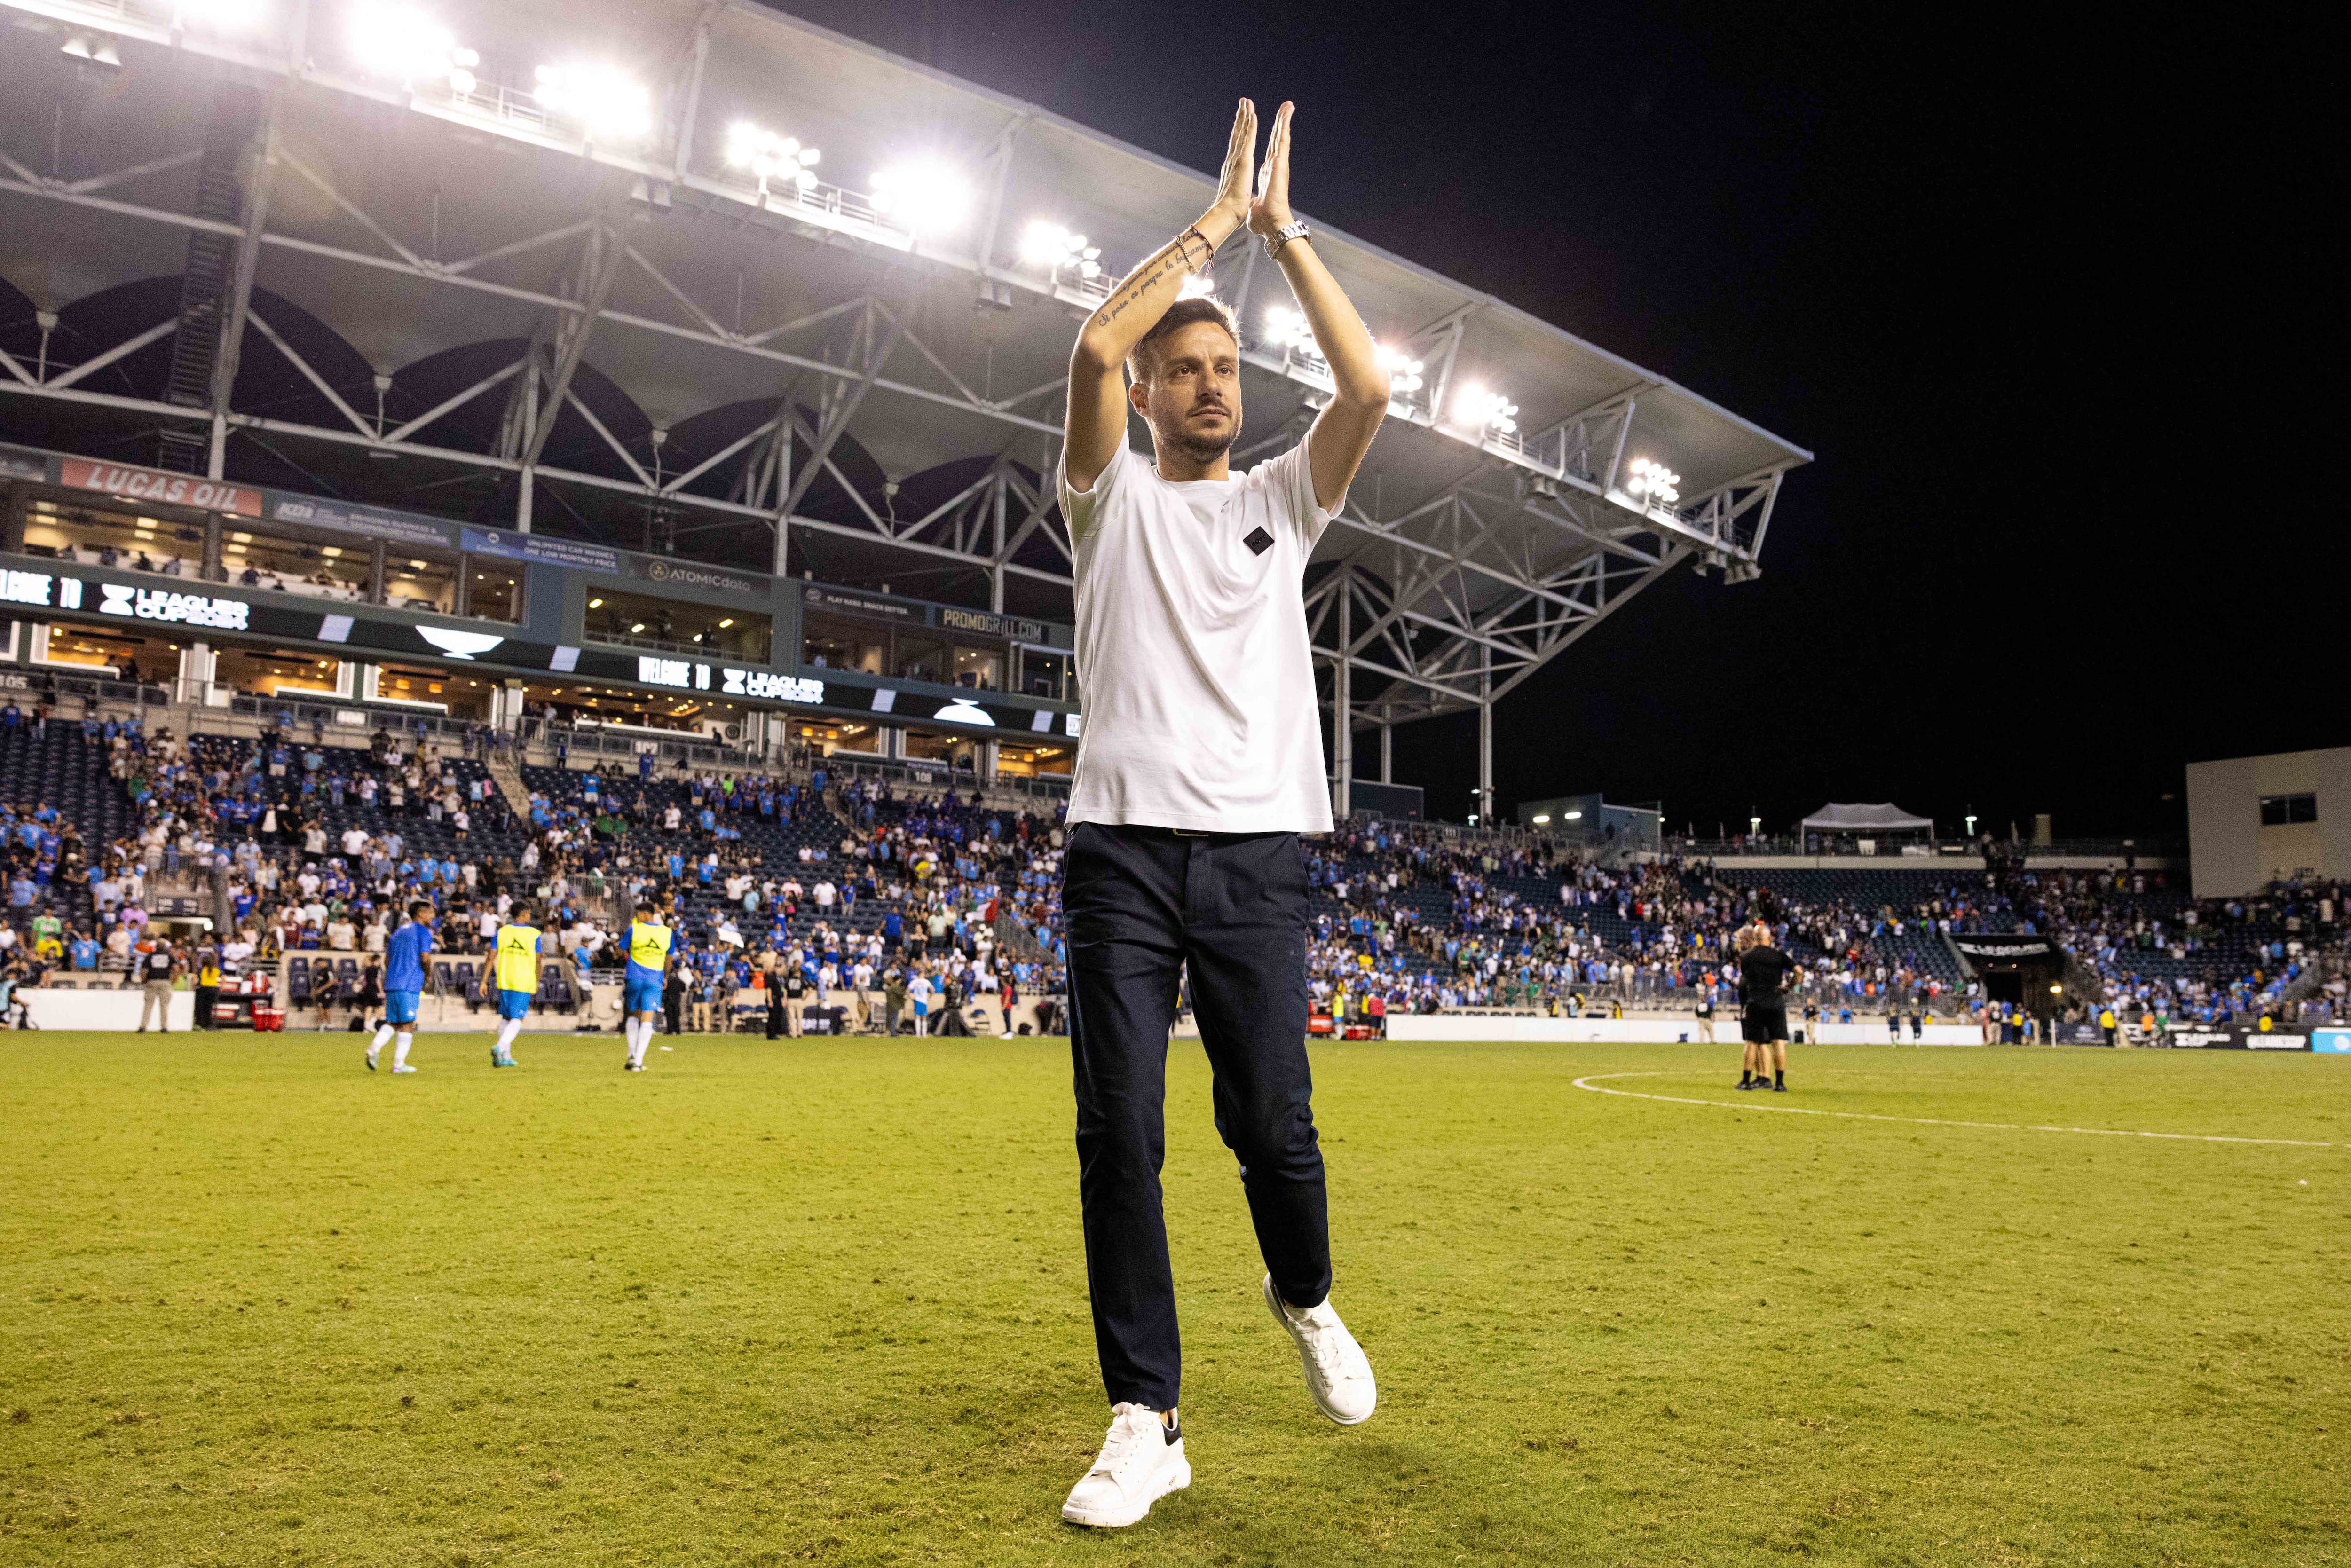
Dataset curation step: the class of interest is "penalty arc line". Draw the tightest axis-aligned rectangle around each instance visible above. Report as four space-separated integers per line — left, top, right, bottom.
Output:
1570 1072 2339 1149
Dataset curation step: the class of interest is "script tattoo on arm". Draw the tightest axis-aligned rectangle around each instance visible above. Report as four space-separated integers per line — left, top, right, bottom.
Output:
1090 236 1202 331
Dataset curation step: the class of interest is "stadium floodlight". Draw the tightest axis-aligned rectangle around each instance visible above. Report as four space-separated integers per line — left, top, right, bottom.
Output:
1456 384 1518 436
869 161 973 231
1018 221 1102 279
533 64 653 143
1373 342 1425 396
60 33 123 65
1176 274 1218 301
1262 305 1320 357
347 2 479 93
1625 456 1680 507
724 121 821 194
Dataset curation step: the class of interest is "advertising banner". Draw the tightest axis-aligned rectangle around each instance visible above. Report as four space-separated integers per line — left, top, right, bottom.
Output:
268 495 460 549
805 583 919 622
936 603 1049 644
2166 1026 2311 1051
633 554 770 599
2313 1029 2351 1055
460 527 626 577
804 582 1067 645
1951 934 2067 964
0 443 47 481
22 566 1077 741
57 457 261 518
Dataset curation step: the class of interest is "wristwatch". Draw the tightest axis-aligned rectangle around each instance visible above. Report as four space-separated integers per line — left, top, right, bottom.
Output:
1262 220 1310 260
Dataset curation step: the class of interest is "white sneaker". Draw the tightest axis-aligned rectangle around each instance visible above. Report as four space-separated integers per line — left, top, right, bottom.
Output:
1263 1275 1376 1426
1060 1403 1190 1528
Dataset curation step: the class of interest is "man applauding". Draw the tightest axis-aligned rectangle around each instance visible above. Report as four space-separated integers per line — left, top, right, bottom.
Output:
1054 99 1386 1529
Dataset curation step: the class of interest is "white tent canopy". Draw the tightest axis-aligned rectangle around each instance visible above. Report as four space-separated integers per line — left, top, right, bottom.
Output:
1800 803 1934 833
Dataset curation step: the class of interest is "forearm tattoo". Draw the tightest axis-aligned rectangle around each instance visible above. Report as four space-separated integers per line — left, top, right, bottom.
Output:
1090 227 1213 331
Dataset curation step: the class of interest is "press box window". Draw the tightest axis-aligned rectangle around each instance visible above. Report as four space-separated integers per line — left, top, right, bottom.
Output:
996 740 1073 778
20 497 204 579
386 552 458 615
801 615 886 675
214 646 347 700
31 624 155 677
902 727 978 766
2259 793 2317 826
794 720 881 756
892 629 952 686
222 528 369 603
371 662 491 720
467 563 522 624
584 588 767 659
952 644 1003 691
1018 646 1076 702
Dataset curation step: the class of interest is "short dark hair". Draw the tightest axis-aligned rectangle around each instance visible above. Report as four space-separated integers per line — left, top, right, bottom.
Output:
1127 297 1241 384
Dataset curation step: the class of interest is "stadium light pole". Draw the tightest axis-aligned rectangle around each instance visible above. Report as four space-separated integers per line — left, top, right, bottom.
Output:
1477 645 1494 830
1334 563 1352 820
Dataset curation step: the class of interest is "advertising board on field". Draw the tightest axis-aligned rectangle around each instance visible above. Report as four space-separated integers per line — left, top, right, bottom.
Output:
2309 1028 2351 1055
2167 1026 2312 1051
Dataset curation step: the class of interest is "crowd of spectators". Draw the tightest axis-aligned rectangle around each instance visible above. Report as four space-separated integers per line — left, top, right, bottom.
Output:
1992 850 2345 1025
1298 820 2025 1024
0 715 1069 1032
0 705 2343 1035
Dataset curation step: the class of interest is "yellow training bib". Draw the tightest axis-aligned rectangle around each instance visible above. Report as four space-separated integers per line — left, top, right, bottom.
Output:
495 924 541 993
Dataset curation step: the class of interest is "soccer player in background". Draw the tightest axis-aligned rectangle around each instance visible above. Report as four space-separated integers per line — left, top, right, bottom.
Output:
1732 920 1797 1092
1051 98 1382 1529
621 901 671 1071
368 900 435 1075
489 902 539 1068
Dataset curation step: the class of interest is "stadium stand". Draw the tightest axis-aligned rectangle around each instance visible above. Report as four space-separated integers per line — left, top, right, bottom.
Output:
0 695 2341 1036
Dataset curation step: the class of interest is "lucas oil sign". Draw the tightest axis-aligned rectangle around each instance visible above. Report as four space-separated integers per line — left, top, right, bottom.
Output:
57 458 262 518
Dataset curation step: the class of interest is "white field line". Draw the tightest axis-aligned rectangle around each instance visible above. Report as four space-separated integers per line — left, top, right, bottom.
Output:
1571 1072 2340 1149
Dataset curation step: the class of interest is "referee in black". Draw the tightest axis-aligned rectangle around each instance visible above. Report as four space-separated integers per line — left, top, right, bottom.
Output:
1734 919 1799 1092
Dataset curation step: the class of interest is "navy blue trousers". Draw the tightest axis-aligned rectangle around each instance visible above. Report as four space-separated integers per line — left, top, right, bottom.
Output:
1062 822 1331 1410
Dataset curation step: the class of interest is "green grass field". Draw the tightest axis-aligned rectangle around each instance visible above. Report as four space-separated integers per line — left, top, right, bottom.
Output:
3 1031 2345 1567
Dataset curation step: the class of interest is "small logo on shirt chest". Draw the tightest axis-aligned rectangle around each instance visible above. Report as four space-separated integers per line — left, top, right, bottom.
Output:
1243 526 1275 557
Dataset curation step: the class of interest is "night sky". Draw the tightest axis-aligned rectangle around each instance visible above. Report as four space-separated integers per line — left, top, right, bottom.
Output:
771 0 2328 841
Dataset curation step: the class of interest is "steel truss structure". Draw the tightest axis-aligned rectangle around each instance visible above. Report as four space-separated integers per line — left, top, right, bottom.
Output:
0 0 1807 819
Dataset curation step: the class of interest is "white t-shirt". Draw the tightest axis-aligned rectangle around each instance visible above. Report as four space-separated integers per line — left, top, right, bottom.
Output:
1058 439 1336 833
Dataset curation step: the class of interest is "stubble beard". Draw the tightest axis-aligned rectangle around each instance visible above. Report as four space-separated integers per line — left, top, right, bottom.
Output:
1156 409 1234 468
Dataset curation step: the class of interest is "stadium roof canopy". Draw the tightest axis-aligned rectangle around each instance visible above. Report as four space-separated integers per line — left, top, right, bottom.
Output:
1801 804 1934 833
0 0 1809 814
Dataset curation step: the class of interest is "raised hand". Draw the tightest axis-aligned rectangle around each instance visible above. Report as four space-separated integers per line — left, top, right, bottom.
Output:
1212 98 1258 227
1248 101 1295 236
